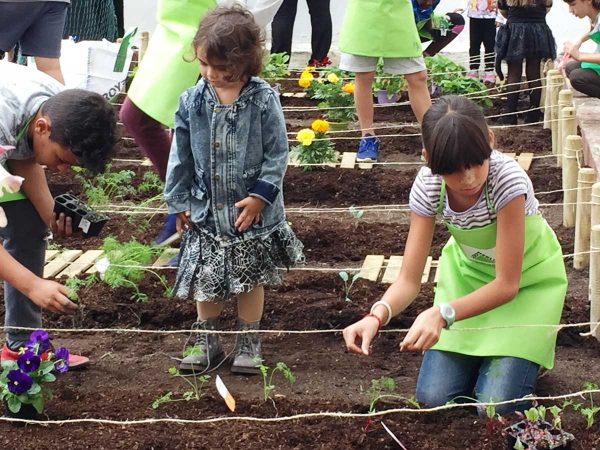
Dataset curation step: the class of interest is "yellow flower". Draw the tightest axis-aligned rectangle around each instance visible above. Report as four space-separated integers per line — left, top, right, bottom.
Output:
304 66 316 73
327 73 340 84
342 83 355 94
311 119 329 133
296 128 316 146
298 70 314 88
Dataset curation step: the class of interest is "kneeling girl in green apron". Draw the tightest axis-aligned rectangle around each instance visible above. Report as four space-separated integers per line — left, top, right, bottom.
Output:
563 0 600 99
343 95 567 416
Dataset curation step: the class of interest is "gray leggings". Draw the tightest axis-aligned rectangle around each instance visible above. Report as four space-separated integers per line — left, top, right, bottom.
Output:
565 60 600 99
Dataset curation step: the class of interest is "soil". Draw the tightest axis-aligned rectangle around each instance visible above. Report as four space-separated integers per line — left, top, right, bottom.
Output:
1 86 599 450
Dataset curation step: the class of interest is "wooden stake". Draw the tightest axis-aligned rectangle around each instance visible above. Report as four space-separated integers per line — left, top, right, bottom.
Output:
563 136 582 228
139 31 149 62
550 74 564 158
590 224 600 340
560 106 576 169
557 90 573 168
574 168 597 269
591 183 600 230
543 69 560 129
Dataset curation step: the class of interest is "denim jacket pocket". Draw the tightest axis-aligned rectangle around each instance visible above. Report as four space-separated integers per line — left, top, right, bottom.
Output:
242 163 262 191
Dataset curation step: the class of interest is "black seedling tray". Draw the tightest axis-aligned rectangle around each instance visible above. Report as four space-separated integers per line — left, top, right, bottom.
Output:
53 193 109 237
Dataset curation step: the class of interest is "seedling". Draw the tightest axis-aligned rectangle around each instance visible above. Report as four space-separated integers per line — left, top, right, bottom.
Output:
257 360 296 403
507 403 574 450
260 52 290 81
338 271 361 302
580 382 600 429
73 165 136 206
151 367 210 409
348 205 364 229
366 376 396 414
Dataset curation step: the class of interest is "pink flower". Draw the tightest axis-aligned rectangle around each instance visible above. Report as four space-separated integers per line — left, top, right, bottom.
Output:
0 163 24 195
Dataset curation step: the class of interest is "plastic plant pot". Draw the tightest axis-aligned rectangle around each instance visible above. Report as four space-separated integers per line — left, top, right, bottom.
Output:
506 420 574 450
377 89 400 104
53 193 109 237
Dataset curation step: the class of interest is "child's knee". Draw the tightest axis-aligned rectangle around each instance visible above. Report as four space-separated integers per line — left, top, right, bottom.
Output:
406 70 428 87
355 71 375 84
415 384 453 408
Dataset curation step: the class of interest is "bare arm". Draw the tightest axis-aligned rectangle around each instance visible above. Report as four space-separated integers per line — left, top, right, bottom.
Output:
8 158 53 225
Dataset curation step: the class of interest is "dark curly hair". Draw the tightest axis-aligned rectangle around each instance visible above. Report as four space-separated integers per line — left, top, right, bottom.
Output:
191 5 265 81
562 0 600 7
41 89 118 173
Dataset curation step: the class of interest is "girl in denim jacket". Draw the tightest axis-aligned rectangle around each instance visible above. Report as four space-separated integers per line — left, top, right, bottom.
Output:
163 6 304 375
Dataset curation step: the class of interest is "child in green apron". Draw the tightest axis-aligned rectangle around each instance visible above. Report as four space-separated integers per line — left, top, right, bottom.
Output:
343 95 567 416
563 0 600 98
338 0 431 163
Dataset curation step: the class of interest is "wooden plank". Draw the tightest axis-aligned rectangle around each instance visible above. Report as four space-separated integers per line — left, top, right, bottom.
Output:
516 152 534 171
504 152 516 160
358 161 373 170
44 250 83 279
340 152 356 169
359 254 385 282
421 256 433 283
434 260 441 283
381 255 402 283
140 158 153 166
45 250 59 263
293 92 307 98
281 92 294 98
152 248 180 267
56 250 104 279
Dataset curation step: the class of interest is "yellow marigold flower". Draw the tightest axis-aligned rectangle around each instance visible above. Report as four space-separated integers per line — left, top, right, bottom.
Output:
327 73 340 84
304 66 316 73
342 83 355 94
298 71 314 88
311 119 330 133
296 128 316 146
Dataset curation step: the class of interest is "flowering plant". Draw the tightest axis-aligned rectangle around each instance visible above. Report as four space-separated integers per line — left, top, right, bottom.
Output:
298 67 356 123
291 119 337 172
0 330 69 415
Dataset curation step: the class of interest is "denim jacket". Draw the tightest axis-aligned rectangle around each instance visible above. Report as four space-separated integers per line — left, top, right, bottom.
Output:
164 77 289 246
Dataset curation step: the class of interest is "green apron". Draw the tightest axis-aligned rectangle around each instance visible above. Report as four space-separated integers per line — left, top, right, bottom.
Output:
127 0 216 128
581 29 600 76
432 182 567 369
339 0 422 58
0 117 33 203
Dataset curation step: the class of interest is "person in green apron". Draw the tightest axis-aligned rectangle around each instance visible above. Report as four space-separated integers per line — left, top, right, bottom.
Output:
338 0 432 163
563 0 600 98
343 95 567 416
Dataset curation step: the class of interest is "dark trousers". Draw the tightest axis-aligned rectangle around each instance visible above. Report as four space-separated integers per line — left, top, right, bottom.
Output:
469 17 496 71
421 12 465 57
271 0 332 63
565 60 600 99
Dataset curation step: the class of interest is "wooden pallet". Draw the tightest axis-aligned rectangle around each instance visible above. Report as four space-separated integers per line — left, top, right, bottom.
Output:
340 152 373 170
281 92 307 98
504 152 534 171
359 254 435 284
44 248 177 279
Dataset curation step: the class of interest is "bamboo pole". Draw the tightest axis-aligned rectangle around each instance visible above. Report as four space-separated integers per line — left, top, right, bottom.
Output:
544 69 560 129
557 90 573 168
139 31 149 62
563 136 582 227
590 224 600 340
574 168 597 269
550 74 564 158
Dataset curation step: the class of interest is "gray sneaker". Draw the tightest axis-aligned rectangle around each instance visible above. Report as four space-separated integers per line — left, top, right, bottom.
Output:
179 317 224 372
231 319 262 375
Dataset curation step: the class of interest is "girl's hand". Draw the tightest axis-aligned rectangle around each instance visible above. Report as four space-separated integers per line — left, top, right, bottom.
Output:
564 41 580 60
400 306 446 352
175 210 191 234
342 316 380 356
234 196 265 232
27 278 78 315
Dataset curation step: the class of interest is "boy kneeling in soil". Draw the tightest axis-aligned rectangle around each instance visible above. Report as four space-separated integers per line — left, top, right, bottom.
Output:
0 61 118 368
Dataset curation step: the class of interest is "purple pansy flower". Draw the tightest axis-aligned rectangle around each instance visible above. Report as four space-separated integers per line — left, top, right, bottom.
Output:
7 370 33 395
53 347 70 373
26 330 51 354
17 350 41 373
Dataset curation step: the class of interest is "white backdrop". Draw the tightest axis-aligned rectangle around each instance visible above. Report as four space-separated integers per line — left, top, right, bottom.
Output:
124 0 595 54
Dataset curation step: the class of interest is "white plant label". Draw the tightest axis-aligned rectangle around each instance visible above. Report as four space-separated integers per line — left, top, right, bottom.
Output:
216 375 236 412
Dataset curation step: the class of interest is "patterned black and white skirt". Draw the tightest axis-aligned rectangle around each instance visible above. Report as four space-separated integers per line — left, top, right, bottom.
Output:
173 221 305 302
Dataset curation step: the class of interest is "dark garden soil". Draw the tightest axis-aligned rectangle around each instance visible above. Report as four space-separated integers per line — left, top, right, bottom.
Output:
0 88 599 449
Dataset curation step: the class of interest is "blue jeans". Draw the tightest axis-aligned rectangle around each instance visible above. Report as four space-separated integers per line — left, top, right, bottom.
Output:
416 350 540 416
0 200 47 348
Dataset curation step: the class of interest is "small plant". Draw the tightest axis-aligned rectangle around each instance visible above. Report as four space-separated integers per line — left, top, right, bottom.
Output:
348 205 364 228
94 236 172 302
291 119 337 171
506 403 574 450
373 59 406 98
580 382 600 429
152 367 210 409
260 52 290 81
302 68 356 123
73 165 137 206
366 376 396 413
137 171 164 195
338 271 361 302
258 360 296 403
0 329 70 417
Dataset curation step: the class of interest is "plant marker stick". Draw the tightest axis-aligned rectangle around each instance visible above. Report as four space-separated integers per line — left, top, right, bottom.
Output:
216 375 236 412
381 421 408 450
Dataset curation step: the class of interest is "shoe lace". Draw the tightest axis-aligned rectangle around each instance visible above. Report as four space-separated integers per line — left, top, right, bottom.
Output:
236 331 257 357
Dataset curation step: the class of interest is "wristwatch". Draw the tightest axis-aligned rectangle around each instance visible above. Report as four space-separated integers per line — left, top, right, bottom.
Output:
438 303 456 329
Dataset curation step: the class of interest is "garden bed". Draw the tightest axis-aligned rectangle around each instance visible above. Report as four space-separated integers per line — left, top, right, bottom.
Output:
0 85 599 449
